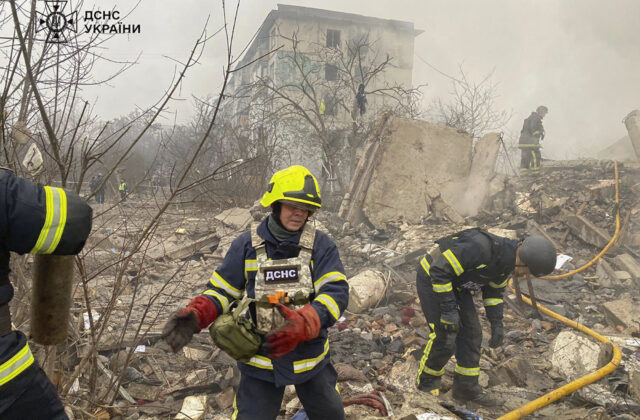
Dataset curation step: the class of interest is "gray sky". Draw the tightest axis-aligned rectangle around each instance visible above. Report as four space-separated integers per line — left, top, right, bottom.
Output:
81 0 640 160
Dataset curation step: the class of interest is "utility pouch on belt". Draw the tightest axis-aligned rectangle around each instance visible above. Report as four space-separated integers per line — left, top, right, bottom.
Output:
209 298 261 362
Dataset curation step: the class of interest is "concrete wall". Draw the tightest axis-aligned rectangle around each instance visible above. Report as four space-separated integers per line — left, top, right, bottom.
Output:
362 116 473 227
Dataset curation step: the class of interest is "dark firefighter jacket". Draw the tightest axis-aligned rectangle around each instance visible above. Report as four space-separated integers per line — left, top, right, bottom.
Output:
518 111 545 148
419 228 518 323
0 168 92 410
200 216 349 387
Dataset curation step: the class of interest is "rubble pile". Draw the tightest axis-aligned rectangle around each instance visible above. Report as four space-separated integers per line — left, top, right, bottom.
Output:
41 158 640 419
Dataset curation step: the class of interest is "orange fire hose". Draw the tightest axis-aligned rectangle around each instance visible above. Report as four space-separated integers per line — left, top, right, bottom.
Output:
498 161 622 419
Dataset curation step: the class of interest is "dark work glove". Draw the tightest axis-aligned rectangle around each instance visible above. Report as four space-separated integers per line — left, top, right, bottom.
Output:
439 309 460 333
162 308 199 353
489 321 504 348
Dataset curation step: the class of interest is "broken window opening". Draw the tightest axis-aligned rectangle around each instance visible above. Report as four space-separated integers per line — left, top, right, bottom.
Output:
326 29 341 48
325 64 338 81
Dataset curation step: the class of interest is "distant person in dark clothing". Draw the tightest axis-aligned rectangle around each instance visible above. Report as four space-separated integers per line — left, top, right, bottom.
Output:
356 84 367 116
518 105 548 176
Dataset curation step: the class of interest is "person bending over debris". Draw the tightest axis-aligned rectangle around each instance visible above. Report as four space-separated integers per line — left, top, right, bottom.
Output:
415 229 556 405
518 105 548 176
162 165 349 420
0 168 92 419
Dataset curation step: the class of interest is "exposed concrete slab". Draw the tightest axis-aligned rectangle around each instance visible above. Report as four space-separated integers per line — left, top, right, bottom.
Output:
613 253 640 279
596 258 617 288
623 109 640 161
601 297 640 328
599 135 639 162
563 210 611 248
154 233 220 261
214 207 252 230
364 117 472 227
526 220 561 251
458 133 501 216
342 116 473 228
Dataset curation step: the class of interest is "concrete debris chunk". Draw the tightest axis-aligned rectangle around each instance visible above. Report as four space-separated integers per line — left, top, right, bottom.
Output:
214 207 252 230
212 387 235 410
630 369 640 403
596 258 617 287
182 346 210 361
613 253 640 279
550 331 610 379
174 395 207 420
562 210 611 249
347 269 387 313
387 354 419 392
602 297 640 329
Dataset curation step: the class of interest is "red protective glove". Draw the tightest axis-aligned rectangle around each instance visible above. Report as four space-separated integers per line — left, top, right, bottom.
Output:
266 304 321 359
162 296 218 353
188 296 219 330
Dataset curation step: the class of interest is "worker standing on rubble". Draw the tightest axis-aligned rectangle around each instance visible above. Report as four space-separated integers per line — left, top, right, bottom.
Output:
415 229 556 405
0 168 92 418
519 105 548 176
162 165 348 420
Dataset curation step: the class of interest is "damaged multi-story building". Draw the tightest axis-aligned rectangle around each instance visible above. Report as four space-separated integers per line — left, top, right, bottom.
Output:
222 4 423 192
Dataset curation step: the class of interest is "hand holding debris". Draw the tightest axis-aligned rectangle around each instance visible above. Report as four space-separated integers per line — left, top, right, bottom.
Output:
489 321 504 348
439 310 460 333
265 304 321 358
162 308 200 353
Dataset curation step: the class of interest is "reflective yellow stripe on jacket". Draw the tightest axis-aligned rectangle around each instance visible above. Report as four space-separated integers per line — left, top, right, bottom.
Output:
442 250 464 276
315 294 340 320
204 289 230 313
244 259 257 283
30 186 67 254
0 343 34 386
420 256 431 275
313 271 346 292
293 339 329 373
209 271 243 298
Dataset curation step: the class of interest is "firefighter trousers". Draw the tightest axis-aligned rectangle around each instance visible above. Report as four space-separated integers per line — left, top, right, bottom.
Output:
416 268 482 386
231 363 344 420
520 148 541 174
0 363 68 419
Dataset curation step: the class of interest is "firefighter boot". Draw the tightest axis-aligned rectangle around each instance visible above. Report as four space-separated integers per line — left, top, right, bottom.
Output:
416 373 441 396
452 375 497 406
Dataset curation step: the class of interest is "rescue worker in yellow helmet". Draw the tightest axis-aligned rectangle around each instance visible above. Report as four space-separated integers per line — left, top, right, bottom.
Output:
163 165 348 419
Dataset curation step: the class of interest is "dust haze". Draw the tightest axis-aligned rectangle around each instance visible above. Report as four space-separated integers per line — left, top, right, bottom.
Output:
82 0 640 160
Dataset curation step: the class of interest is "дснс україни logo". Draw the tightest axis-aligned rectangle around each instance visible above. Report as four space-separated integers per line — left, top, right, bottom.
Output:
35 1 78 43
